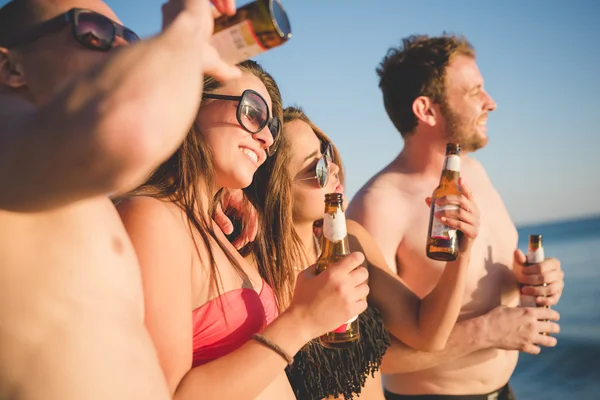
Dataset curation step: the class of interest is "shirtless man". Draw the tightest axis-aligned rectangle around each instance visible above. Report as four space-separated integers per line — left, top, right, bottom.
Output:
0 1 369 397
0 0 244 398
347 34 565 399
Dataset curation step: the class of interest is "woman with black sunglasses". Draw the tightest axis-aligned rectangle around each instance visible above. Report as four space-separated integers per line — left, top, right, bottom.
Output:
115 62 369 400
245 106 482 400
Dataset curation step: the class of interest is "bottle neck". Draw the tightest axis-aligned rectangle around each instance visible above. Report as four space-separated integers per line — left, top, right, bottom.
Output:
320 236 350 257
440 154 460 184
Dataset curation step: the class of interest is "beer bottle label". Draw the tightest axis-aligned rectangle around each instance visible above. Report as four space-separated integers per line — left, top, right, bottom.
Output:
527 248 545 264
323 208 347 242
444 155 460 172
210 20 266 65
430 204 458 239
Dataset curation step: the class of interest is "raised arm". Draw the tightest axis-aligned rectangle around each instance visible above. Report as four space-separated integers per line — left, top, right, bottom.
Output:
0 0 239 212
347 179 479 351
347 217 470 352
347 180 481 351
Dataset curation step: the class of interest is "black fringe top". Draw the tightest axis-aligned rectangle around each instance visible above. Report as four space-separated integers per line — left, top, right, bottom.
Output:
285 306 390 400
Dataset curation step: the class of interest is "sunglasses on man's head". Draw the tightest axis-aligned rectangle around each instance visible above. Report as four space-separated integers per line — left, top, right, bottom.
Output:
297 141 334 188
203 89 281 156
2 8 140 51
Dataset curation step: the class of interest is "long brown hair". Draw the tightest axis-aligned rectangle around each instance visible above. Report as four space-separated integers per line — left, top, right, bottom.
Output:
124 60 282 296
246 106 344 310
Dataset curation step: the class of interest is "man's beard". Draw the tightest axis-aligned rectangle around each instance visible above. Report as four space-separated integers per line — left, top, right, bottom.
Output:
440 101 488 153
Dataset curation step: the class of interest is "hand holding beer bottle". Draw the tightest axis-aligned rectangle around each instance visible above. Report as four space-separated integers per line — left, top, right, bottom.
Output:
161 0 242 82
426 144 480 260
519 235 546 308
514 239 564 308
284 249 369 348
315 193 362 348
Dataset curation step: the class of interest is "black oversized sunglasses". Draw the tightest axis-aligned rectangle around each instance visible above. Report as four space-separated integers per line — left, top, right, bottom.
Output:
2 8 140 51
203 89 281 156
297 141 334 188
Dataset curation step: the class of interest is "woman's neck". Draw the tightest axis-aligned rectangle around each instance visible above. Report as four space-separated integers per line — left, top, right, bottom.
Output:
295 221 320 268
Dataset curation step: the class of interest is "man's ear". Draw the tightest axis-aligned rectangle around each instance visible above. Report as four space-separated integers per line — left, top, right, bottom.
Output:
412 96 438 127
0 47 27 89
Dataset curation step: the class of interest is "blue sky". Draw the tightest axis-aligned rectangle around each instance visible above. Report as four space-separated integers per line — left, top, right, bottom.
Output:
3 0 599 225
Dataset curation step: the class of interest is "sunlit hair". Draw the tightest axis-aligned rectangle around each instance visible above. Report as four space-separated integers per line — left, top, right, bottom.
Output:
377 33 475 137
246 106 344 310
122 60 282 298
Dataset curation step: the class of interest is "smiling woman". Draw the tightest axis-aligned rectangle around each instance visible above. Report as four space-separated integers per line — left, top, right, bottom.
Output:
113 59 370 400
113 61 296 399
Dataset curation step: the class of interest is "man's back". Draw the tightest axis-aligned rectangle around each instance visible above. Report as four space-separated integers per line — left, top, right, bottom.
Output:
0 197 169 399
348 155 521 395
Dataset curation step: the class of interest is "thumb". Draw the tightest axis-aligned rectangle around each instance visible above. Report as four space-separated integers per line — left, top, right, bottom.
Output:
514 248 527 265
425 197 432 208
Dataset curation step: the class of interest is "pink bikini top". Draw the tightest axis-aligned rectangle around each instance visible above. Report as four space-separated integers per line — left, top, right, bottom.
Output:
191 280 279 367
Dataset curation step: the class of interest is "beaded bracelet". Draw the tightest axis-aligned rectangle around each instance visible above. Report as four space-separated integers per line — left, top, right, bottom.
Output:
252 333 294 365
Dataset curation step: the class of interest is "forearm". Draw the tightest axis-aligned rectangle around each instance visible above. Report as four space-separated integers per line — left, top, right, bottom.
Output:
175 311 309 399
381 315 487 374
0 12 206 211
416 253 471 350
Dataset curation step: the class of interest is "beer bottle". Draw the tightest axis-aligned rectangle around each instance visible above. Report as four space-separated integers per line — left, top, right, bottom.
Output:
426 143 462 261
212 0 292 65
316 193 360 349
520 234 548 306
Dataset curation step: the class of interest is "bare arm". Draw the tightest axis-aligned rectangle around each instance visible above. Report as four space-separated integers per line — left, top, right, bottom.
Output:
177 258 369 400
118 197 304 398
0 5 237 212
347 184 478 351
382 305 561 374
381 317 488 373
119 198 369 399
348 219 472 352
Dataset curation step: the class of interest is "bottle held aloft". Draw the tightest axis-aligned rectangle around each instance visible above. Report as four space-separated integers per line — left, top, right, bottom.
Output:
316 193 360 349
426 143 462 261
212 0 292 65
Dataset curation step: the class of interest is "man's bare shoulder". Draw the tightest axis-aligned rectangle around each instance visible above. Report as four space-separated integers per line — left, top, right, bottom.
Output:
348 165 417 222
117 196 186 235
463 156 492 183
346 164 421 272
116 196 195 270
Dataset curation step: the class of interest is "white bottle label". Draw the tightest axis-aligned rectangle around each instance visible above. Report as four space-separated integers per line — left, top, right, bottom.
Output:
445 155 460 172
323 209 347 242
210 20 266 65
520 247 545 307
527 248 545 264
430 204 459 239
323 207 356 332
